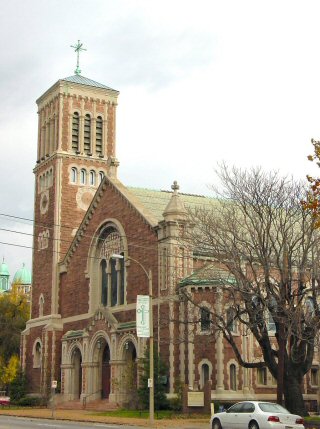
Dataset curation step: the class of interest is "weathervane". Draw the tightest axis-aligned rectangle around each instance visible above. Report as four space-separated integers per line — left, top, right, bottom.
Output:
70 40 86 75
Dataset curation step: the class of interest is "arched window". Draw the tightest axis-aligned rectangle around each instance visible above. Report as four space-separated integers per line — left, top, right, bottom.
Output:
33 341 42 368
49 169 53 186
96 116 103 156
306 297 315 317
99 228 125 307
39 294 44 317
45 171 49 188
72 112 80 153
257 367 267 385
267 296 277 331
89 170 96 186
268 312 276 332
84 114 91 155
226 308 236 333
230 364 237 390
99 171 105 184
201 363 209 388
200 307 210 332
80 169 86 185
71 167 78 183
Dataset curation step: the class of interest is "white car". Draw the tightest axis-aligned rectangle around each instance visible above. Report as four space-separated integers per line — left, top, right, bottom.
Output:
210 401 305 429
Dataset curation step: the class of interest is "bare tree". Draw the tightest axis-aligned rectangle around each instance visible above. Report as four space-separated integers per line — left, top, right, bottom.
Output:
182 164 320 416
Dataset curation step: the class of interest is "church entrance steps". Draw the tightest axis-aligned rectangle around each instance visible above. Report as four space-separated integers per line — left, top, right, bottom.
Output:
56 400 82 410
84 398 119 411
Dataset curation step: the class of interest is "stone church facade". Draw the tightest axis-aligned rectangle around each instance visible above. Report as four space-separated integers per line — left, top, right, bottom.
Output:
21 74 319 409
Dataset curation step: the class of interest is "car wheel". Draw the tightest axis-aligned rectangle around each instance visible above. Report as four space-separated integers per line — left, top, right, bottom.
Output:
249 421 259 429
212 419 222 429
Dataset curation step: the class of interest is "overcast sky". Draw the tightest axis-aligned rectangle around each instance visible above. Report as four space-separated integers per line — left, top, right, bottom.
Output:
1 0 320 279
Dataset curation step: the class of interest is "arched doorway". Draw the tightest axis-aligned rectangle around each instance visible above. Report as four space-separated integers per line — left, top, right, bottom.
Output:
72 348 82 399
101 344 111 398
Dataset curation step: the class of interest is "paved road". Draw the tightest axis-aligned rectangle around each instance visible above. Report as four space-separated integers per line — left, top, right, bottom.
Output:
0 416 140 429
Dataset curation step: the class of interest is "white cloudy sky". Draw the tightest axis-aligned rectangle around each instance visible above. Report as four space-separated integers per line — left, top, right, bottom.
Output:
1 0 320 279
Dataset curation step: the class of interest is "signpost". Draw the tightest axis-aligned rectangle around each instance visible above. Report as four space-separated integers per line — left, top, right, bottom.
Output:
51 380 57 418
136 287 154 425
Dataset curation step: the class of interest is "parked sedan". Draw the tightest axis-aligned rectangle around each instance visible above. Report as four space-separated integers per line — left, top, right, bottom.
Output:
0 395 10 406
210 401 305 429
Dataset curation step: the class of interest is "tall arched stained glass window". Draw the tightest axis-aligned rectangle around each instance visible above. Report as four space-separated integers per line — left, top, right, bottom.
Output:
101 259 108 306
99 228 125 307
72 112 80 153
119 253 125 305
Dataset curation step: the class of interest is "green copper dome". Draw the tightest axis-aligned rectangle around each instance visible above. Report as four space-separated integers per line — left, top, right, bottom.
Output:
0 259 9 276
12 263 32 285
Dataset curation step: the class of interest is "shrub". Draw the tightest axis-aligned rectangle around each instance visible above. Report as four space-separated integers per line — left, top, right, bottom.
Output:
8 370 27 403
17 396 44 407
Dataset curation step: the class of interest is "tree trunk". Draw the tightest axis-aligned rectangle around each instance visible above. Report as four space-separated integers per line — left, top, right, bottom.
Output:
284 375 307 417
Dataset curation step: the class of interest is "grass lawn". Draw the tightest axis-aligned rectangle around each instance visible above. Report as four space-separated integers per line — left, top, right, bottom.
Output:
92 409 210 420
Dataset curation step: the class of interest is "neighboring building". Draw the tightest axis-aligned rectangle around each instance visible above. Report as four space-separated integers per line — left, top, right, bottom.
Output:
21 72 319 410
12 263 32 295
0 259 10 293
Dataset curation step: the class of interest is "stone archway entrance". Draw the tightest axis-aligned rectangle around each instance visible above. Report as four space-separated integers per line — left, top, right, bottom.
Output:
72 348 82 399
101 344 110 398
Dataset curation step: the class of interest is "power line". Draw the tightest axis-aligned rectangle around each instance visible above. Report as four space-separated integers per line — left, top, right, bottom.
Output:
0 212 198 261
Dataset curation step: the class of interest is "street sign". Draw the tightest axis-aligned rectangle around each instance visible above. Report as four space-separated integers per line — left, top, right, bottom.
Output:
136 295 150 337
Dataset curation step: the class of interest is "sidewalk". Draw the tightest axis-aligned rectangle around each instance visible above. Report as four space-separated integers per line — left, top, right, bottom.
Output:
0 408 209 429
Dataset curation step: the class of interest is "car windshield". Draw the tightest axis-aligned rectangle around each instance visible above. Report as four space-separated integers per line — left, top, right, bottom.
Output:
258 403 289 413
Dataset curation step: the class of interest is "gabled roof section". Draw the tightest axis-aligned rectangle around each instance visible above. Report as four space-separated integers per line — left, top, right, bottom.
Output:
61 75 119 94
62 176 160 267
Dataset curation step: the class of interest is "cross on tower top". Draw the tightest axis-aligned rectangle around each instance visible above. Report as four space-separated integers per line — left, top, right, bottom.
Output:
171 181 180 193
70 40 87 75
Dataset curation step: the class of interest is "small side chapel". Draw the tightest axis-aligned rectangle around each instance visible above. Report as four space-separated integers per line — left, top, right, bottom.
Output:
21 68 319 409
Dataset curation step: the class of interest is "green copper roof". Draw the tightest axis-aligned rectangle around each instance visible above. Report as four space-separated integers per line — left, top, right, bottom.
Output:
0 260 9 277
12 263 31 285
61 75 119 93
179 266 236 287
128 187 214 222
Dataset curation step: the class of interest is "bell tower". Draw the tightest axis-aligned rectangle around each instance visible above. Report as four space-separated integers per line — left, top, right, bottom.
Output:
31 72 119 322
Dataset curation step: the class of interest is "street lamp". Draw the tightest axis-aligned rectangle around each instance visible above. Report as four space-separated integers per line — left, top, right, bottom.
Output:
111 254 154 424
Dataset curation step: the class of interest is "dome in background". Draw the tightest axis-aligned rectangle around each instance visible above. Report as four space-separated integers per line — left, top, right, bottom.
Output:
0 259 9 277
12 263 32 285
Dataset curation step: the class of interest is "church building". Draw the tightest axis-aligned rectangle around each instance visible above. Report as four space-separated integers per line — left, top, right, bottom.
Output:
21 70 319 409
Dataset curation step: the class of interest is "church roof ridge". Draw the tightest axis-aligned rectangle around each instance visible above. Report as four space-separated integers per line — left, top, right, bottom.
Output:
128 185 208 199
61 75 119 93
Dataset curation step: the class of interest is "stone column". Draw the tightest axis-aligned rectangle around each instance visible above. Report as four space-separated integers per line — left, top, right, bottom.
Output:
179 300 186 384
215 288 224 393
187 298 195 389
